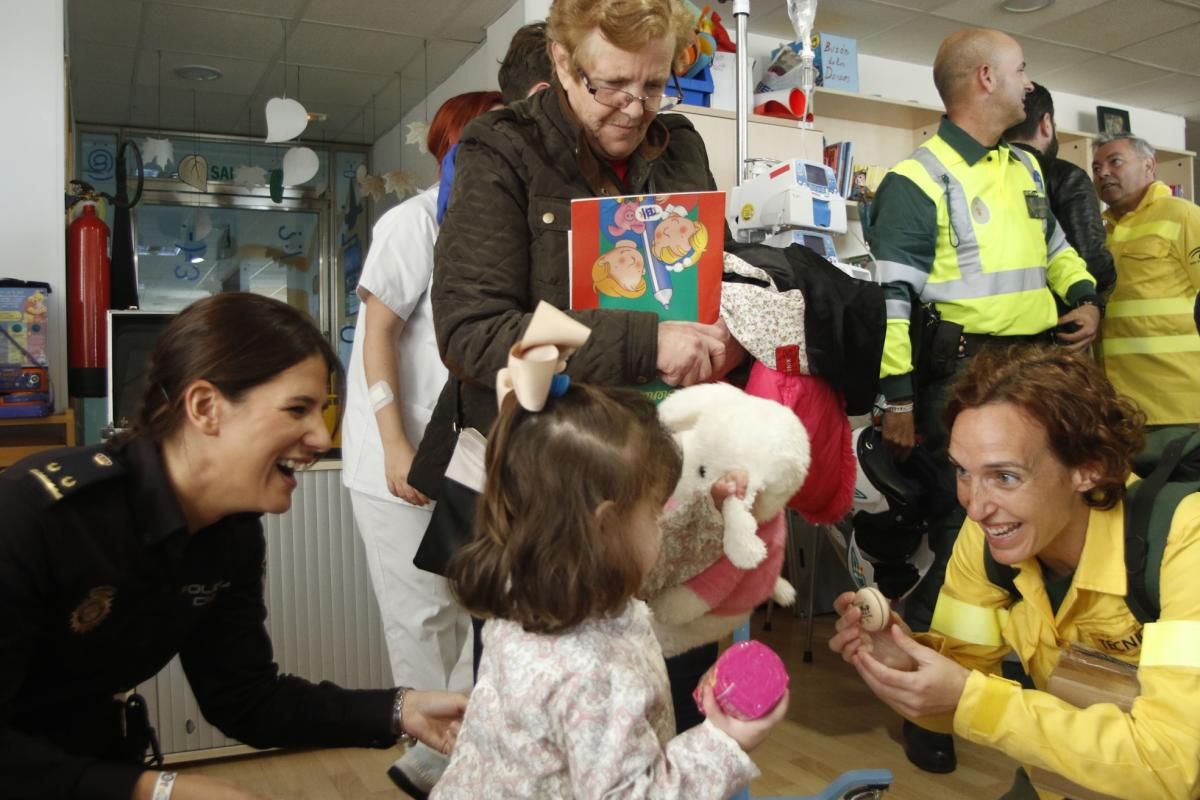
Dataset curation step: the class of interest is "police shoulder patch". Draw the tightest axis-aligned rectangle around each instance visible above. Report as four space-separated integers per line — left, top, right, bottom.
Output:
69 585 116 634
23 444 126 508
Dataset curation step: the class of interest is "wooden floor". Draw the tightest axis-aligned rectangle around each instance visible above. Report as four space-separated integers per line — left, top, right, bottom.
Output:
180 611 1019 799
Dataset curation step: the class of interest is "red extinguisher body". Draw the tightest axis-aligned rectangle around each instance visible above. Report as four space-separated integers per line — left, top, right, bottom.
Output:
67 201 111 397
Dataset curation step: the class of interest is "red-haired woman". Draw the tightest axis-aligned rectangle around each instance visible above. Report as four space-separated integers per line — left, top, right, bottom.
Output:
831 345 1200 799
340 89 501 798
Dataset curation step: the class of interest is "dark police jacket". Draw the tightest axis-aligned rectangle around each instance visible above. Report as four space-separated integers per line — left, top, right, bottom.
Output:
0 437 397 800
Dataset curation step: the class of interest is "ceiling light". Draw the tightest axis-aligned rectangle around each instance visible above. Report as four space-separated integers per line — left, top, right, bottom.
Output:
1000 0 1053 11
174 64 223 81
306 111 328 122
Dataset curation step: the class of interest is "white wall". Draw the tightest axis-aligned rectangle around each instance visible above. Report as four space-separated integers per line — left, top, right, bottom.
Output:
1188 120 1200 192
2 1 66 410
370 0 531 185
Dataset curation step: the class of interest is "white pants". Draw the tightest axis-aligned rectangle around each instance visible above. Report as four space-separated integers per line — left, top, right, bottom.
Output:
350 490 473 692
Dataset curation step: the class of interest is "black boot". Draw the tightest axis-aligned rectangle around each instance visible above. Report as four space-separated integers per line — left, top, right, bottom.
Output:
902 719 957 773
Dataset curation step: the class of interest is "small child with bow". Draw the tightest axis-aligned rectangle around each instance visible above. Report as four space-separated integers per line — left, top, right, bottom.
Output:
431 304 788 798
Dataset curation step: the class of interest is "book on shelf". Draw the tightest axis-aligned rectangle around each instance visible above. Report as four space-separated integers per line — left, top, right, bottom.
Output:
568 191 725 400
822 140 855 198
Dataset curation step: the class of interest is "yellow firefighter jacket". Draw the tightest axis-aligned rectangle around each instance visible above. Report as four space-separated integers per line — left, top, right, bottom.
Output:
915 492 1200 799
1100 181 1200 425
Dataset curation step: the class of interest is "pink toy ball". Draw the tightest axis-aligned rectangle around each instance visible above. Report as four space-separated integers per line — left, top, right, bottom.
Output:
693 640 789 721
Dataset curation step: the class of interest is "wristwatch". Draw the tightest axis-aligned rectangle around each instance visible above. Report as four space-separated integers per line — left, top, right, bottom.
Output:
392 687 419 747
1075 296 1105 317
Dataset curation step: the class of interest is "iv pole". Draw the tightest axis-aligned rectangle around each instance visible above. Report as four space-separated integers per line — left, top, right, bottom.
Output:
724 4 892 799
733 0 750 187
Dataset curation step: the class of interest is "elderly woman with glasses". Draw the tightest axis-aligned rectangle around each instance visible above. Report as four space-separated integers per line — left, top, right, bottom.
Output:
409 0 743 739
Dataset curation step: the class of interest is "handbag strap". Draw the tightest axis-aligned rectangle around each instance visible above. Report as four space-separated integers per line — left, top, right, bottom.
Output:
452 375 465 433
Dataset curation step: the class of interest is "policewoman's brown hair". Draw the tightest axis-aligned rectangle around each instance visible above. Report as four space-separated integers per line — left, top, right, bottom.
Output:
448 383 681 634
126 292 342 443
944 345 1145 509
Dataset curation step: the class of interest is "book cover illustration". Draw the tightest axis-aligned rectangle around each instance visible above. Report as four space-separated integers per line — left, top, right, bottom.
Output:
569 191 724 400
569 191 724 323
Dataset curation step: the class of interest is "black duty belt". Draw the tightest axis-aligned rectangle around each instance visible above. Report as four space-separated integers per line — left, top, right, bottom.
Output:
958 330 1056 359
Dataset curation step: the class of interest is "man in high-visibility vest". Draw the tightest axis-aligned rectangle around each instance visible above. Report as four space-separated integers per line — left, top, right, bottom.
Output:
867 27 1101 774
1092 133 1200 427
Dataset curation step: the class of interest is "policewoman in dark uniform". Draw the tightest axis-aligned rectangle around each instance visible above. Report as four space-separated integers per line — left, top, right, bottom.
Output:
0 293 467 800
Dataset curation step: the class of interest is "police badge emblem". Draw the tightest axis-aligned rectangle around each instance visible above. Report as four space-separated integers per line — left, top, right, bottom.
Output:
69 586 116 634
971 196 990 224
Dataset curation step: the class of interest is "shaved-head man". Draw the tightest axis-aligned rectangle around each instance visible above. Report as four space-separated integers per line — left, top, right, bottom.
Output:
864 27 1101 776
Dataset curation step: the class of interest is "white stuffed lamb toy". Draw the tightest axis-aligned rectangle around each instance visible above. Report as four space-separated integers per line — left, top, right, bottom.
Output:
642 382 811 657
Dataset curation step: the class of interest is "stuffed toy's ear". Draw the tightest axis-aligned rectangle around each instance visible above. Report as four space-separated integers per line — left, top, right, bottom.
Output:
657 385 708 432
772 577 796 607
658 383 738 432
722 495 767 568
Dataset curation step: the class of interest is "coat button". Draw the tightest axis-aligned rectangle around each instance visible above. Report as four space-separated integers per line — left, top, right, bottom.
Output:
542 211 555 224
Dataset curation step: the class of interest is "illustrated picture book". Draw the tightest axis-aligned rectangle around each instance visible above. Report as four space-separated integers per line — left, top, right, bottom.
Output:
569 191 725 398
569 191 724 320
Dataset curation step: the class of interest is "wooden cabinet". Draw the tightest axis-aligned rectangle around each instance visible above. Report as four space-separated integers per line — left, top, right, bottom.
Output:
0 410 75 469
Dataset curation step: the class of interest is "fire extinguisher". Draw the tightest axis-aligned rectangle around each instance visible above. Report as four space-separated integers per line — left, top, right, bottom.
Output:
67 197 111 397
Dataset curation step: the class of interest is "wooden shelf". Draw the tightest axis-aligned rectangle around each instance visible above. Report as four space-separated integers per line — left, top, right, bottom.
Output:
0 409 75 468
678 102 820 131
680 88 1194 201
815 87 943 130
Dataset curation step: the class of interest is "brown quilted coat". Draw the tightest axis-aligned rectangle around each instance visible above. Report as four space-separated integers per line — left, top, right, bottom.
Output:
409 85 719 494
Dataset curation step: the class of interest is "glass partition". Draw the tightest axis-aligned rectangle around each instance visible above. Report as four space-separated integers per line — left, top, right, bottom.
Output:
132 199 323 319
75 125 368 347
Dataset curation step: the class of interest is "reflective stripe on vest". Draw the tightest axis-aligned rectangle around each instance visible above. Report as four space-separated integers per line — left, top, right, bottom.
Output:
907 146 1051 303
886 298 911 321
931 592 1008 646
911 147 981 264
1141 620 1200 668
1046 212 1071 260
1107 297 1197 318
1111 219 1182 243
1007 147 1066 259
1101 334 1200 356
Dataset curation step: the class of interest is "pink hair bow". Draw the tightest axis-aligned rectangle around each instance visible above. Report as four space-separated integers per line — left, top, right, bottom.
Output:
496 301 591 412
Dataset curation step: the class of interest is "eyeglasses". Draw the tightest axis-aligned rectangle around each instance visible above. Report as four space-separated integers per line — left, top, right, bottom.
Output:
577 69 685 113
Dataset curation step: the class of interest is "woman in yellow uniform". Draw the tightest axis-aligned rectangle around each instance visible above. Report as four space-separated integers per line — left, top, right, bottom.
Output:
830 345 1200 799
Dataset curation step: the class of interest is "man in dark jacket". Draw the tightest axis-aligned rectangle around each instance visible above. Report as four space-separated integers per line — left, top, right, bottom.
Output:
1004 83 1117 299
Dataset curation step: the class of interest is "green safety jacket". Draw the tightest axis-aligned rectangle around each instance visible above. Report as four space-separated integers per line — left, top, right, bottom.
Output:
868 118 1097 401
